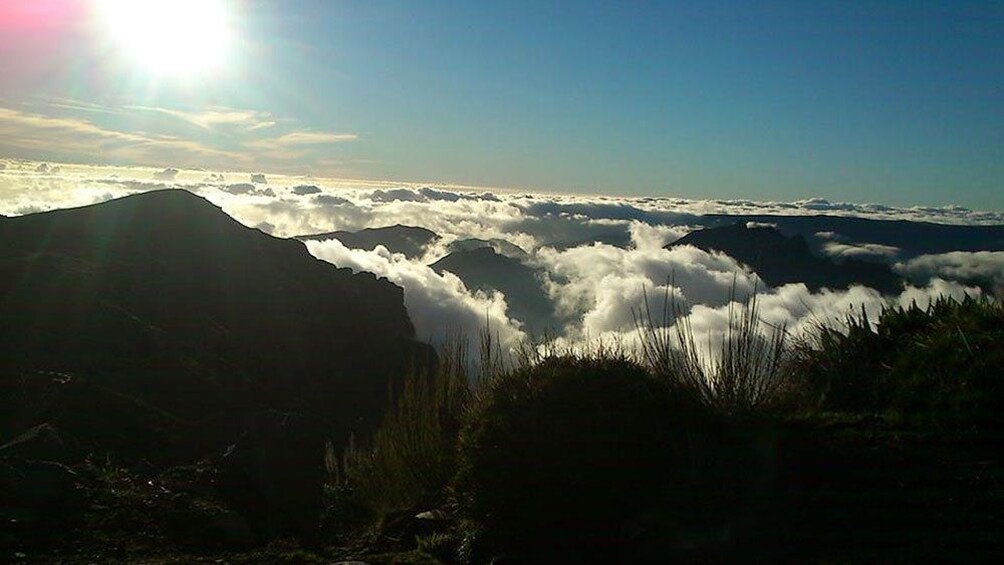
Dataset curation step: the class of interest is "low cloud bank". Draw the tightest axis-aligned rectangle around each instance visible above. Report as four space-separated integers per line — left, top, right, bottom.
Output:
304 217 980 363
1 160 997 356
531 227 980 355
814 231 901 261
896 251 1004 291
305 239 525 349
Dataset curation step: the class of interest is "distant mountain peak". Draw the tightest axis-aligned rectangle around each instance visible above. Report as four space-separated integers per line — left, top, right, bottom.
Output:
6 189 237 230
691 222 812 255
431 247 556 334
668 223 902 294
447 238 528 259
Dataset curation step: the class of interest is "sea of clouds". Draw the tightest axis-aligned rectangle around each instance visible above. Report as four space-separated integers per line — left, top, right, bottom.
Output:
2 158 1001 357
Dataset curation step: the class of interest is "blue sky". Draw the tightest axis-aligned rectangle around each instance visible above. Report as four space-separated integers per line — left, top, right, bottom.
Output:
0 0 1001 208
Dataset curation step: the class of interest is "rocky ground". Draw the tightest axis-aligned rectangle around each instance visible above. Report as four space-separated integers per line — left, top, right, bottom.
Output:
4 415 1003 563
0 420 449 564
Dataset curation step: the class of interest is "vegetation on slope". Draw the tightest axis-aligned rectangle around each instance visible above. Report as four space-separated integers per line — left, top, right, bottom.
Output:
329 291 1004 563
793 294 1004 427
5 287 1004 563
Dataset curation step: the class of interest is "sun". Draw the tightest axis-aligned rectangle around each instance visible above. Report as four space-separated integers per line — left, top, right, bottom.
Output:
94 0 233 76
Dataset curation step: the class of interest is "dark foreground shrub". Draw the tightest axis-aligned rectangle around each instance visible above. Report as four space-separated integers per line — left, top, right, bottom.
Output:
456 356 732 562
334 342 471 530
792 295 1004 427
885 296 1004 426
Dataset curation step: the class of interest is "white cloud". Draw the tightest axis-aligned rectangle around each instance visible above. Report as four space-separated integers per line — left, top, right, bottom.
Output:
259 131 358 146
0 102 364 174
0 160 996 358
369 188 427 203
237 131 360 167
129 105 277 131
896 251 1004 287
305 239 525 348
629 221 689 250
0 106 245 167
821 241 901 261
533 243 757 338
548 277 980 363
813 231 900 261
153 167 179 181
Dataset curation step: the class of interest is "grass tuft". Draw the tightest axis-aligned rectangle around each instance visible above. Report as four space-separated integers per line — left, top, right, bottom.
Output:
337 337 471 524
633 281 792 416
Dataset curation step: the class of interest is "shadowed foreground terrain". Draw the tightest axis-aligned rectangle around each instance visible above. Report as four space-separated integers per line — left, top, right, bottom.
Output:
2 193 1004 563
0 191 433 554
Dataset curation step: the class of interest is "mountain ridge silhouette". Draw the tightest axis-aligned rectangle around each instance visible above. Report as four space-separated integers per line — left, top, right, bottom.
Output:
668 223 903 293
0 190 427 461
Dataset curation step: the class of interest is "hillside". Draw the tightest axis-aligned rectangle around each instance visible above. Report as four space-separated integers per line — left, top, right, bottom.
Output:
668 223 903 293
0 190 426 461
702 214 1004 259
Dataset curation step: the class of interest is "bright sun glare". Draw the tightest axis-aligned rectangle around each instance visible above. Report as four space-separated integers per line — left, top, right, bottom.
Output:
95 0 233 76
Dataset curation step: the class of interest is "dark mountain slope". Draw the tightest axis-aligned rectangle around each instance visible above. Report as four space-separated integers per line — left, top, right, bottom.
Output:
0 190 425 460
297 224 439 258
431 247 556 334
668 223 903 293
702 214 1004 259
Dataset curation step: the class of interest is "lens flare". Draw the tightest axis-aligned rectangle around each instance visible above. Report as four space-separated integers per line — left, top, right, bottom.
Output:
94 0 232 76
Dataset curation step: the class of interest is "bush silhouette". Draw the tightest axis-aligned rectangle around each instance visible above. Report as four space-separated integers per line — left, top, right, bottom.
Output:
792 295 1004 427
456 356 723 562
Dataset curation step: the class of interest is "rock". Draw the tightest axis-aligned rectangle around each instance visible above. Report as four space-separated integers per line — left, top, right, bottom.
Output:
217 410 331 540
0 423 81 464
0 460 87 541
0 372 178 465
379 507 442 546
166 503 256 550
0 460 83 510
415 509 447 521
